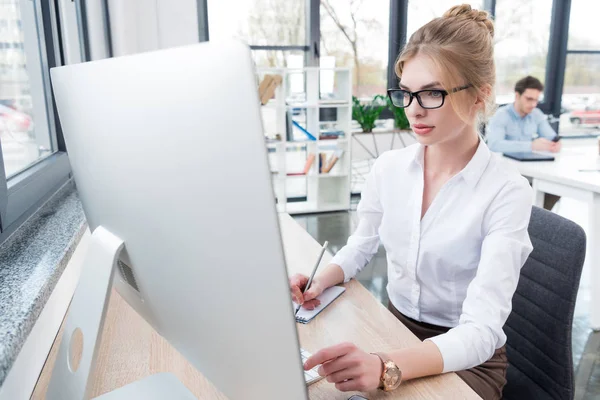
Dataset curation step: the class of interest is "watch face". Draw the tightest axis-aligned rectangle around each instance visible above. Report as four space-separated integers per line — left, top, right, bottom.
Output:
383 366 402 390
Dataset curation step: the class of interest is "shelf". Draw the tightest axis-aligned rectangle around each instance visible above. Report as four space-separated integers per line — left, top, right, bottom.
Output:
283 201 349 215
318 102 350 108
282 173 348 178
262 103 287 110
318 138 347 144
263 103 350 110
288 103 317 109
259 67 351 73
352 129 413 135
286 140 316 145
316 173 348 178
259 66 352 215
270 173 286 180
262 103 313 110
289 103 350 109
267 139 347 148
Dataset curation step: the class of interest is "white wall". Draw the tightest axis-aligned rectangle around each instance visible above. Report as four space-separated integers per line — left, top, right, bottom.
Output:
155 0 199 49
108 0 200 57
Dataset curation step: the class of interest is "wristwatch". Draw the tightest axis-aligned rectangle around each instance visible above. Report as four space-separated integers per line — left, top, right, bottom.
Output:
372 352 402 391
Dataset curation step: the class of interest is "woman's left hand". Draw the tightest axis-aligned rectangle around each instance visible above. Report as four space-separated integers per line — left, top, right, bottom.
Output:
303 342 382 392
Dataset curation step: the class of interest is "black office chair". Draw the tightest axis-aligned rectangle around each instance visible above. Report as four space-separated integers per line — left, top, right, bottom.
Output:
503 207 586 400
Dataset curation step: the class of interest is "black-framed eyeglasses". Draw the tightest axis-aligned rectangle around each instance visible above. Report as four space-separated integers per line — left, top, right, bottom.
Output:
387 84 472 109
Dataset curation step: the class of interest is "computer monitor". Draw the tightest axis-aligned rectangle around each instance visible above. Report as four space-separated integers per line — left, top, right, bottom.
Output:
47 40 308 400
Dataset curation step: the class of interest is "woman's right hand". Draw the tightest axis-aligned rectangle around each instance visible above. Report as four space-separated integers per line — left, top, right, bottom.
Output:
289 273 324 310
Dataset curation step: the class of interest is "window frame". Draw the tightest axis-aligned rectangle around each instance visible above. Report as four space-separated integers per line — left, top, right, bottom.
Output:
540 0 571 125
203 0 316 66
391 0 584 134
555 0 600 131
0 0 73 243
202 0 407 95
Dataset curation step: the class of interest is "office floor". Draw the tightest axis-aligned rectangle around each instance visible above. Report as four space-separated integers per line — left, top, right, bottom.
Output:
293 196 600 400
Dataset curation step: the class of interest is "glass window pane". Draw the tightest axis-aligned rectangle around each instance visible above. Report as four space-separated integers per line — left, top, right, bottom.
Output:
568 0 600 50
207 0 306 46
0 0 55 178
251 49 305 69
320 0 389 98
494 0 551 104
560 54 600 135
407 0 483 40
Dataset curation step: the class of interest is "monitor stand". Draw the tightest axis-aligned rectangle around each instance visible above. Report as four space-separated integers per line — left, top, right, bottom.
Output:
45 226 196 400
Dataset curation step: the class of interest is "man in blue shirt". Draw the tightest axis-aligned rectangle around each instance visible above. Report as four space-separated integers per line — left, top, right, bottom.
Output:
487 76 561 210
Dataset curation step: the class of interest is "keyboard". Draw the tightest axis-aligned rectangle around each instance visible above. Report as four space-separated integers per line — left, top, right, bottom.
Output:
300 348 324 385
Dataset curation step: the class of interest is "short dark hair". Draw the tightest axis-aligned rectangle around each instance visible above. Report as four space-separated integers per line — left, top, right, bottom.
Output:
515 76 544 94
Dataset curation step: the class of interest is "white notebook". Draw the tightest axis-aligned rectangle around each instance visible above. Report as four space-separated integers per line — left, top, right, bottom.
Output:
293 286 346 324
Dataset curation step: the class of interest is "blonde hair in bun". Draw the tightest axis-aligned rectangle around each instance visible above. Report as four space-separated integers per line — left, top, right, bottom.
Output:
443 4 495 38
395 4 496 123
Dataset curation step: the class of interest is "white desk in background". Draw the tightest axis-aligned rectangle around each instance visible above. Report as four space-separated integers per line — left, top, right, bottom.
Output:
504 144 600 330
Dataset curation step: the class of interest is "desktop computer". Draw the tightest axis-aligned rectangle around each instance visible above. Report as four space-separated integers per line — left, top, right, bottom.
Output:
48 40 309 399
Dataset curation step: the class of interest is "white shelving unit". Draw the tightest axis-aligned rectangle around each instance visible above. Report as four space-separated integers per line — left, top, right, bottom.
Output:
258 67 353 214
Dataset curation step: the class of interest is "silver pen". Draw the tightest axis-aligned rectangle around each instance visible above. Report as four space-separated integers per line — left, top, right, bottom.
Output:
295 241 329 316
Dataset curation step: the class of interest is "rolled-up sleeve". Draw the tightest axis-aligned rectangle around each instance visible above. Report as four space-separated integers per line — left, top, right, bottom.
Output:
533 109 558 140
427 180 534 372
330 160 384 283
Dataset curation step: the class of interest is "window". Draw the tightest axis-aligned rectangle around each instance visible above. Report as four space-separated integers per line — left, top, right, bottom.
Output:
560 1 600 135
0 0 71 239
207 0 308 68
251 49 306 69
567 0 600 51
562 55 600 116
407 0 483 40
0 0 54 178
207 0 306 46
494 0 551 105
320 0 389 98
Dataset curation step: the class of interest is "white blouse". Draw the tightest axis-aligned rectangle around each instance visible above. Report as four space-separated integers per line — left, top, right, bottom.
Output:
330 140 533 372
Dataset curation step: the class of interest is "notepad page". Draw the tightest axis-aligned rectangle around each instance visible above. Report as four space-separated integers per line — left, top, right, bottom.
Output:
293 286 346 324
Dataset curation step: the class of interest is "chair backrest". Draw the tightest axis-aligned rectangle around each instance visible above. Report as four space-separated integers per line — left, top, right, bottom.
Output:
503 207 586 400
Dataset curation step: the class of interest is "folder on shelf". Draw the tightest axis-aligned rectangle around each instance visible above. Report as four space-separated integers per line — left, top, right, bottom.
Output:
287 153 316 176
318 152 328 173
292 120 317 141
322 149 344 173
303 153 316 174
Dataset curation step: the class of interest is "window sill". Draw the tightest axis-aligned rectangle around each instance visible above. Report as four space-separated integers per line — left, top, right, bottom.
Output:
0 180 86 386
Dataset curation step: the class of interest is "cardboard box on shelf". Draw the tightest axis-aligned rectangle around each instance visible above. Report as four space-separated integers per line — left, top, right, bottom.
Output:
258 74 283 105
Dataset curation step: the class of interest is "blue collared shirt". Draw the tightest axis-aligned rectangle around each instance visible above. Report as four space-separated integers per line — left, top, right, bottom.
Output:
486 104 557 153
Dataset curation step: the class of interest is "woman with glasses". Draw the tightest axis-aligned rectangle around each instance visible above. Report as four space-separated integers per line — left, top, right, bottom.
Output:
290 4 533 400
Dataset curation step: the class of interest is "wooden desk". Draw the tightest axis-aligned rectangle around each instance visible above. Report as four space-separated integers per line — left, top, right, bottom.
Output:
32 214 480 399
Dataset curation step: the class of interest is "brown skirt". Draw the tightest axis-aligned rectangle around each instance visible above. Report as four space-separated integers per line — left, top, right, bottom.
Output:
388 302 508 400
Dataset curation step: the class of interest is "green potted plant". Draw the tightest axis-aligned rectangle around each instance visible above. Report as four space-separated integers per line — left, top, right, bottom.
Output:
352 95 386 133
386 96 410 131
